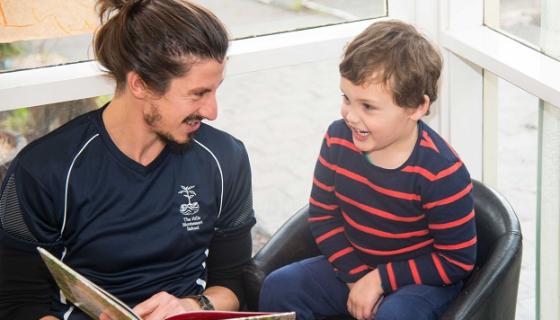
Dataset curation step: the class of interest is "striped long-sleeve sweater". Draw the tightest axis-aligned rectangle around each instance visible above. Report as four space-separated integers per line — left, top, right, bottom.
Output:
309 119 477 294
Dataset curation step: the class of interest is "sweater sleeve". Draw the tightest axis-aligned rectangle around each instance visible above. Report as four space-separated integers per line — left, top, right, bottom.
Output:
376 164 477 293
308 130 371 283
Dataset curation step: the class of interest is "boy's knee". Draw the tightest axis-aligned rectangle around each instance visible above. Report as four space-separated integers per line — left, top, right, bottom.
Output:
375 298 435 320
263 266 298 291
260 264 305 309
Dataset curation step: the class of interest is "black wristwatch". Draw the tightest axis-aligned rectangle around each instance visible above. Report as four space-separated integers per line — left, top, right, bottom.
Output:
187 294 215 310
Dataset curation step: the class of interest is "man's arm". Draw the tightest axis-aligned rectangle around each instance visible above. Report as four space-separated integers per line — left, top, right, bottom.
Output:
204 222 253 310
0 241 57 319
0 163 60 319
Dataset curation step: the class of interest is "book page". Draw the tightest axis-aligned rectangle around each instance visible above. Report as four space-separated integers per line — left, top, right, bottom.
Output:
37 247 140 320
166 311 296 320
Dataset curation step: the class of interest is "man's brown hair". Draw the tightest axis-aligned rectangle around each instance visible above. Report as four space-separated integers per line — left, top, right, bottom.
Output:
94 0 228 96
340 20 442 112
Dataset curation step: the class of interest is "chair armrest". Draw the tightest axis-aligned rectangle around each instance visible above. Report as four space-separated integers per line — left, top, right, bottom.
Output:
440 232 522 320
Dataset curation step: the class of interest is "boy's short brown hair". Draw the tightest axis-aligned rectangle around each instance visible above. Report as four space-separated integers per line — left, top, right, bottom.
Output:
340 20 442 112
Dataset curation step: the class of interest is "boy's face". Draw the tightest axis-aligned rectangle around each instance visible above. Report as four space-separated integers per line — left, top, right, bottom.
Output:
340 76 420 157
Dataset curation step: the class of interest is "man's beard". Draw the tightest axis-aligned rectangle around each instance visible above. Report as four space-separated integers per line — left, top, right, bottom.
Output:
144 103 202 152
156 131 193 153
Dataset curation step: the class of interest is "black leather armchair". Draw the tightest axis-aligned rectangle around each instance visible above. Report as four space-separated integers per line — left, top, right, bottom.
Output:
244 180 523 319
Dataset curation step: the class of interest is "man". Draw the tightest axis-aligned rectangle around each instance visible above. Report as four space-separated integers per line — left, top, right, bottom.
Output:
0 1 255 319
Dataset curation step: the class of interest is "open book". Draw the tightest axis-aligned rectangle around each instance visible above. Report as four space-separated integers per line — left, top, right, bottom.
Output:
37 247 295 320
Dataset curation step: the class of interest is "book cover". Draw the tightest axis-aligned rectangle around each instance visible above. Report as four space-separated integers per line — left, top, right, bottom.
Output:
37 247 295 320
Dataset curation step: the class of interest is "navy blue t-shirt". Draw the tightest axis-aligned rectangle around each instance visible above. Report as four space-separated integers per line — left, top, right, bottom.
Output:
0 107 255 318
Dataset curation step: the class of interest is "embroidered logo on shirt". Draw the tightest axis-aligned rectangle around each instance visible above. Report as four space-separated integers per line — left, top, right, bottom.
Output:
178 185 202 230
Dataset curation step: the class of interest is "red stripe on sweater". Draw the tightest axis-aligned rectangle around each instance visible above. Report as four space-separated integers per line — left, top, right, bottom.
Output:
351 238 434 256
387 263 398 291
408 259 422 284
423 183 473 209
434 236 477 250
316 227 344 244
336 192 424 222
309 197 338 211
349 265 369 275
335 166 421 201
432 253 452 284
439 253 474 271
342 211 429 238
429 209 475 230
420 131 440 153
319 156 421 201
325 134 360 152
329 247 354 262
401 161 463 182
318 155 337 171
313 177 335 192
308 215 334 222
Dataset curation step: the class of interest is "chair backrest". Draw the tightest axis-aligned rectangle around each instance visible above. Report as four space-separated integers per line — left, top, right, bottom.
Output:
441 180 522 319
245 180 522 320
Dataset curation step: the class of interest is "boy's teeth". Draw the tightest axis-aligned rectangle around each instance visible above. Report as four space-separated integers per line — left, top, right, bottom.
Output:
355 128 369 136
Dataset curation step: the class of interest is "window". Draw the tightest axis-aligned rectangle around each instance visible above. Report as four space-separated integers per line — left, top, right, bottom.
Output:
485 0 560 61
214 59 340 233
0 0 386 72
0 96 106 181
488 73 539 319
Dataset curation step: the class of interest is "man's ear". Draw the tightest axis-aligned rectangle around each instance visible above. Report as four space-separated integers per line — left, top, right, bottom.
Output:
409 94 430 121
126 71 149 99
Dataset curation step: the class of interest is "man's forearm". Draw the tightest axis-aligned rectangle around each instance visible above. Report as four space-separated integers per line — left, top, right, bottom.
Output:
203 285 240 311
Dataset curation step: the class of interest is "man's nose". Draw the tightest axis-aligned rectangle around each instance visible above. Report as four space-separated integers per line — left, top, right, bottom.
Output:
200 94 218 121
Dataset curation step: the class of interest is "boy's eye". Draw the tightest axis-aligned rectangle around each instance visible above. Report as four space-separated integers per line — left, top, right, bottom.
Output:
341 94 350 104
363 103 375 110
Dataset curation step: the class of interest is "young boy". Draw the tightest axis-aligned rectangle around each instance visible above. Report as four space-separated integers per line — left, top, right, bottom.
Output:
259 20 477 320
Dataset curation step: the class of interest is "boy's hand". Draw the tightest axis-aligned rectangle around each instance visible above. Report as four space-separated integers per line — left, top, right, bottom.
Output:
347 269 384 320
133 291 201 320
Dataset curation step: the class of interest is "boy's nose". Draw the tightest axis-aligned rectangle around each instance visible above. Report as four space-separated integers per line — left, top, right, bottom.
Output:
344 109 359 124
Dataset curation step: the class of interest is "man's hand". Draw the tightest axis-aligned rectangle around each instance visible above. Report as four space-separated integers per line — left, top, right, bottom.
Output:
132 291 201 320
39 316 59 320
346 269 384 320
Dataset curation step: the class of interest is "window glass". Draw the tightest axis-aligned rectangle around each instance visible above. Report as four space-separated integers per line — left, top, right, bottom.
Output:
0 0 385 72
493 74 538 319
0 96 107 180
487 0 560 61
214 59 340 238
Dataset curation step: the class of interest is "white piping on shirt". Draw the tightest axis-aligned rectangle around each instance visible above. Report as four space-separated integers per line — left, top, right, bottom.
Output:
193 139 224 219
63 306 74 320
60 240 72 314
59 134 99 240
195 248 210 290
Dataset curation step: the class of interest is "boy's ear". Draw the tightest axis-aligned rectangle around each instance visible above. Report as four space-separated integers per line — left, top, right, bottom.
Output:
409 94 430 121
126 71 150 99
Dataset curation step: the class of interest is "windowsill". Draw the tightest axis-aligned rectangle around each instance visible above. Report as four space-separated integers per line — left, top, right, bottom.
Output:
441 25 560 108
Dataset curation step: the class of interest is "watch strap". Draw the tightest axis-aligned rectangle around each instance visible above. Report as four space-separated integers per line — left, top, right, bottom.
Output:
187 294 215 310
